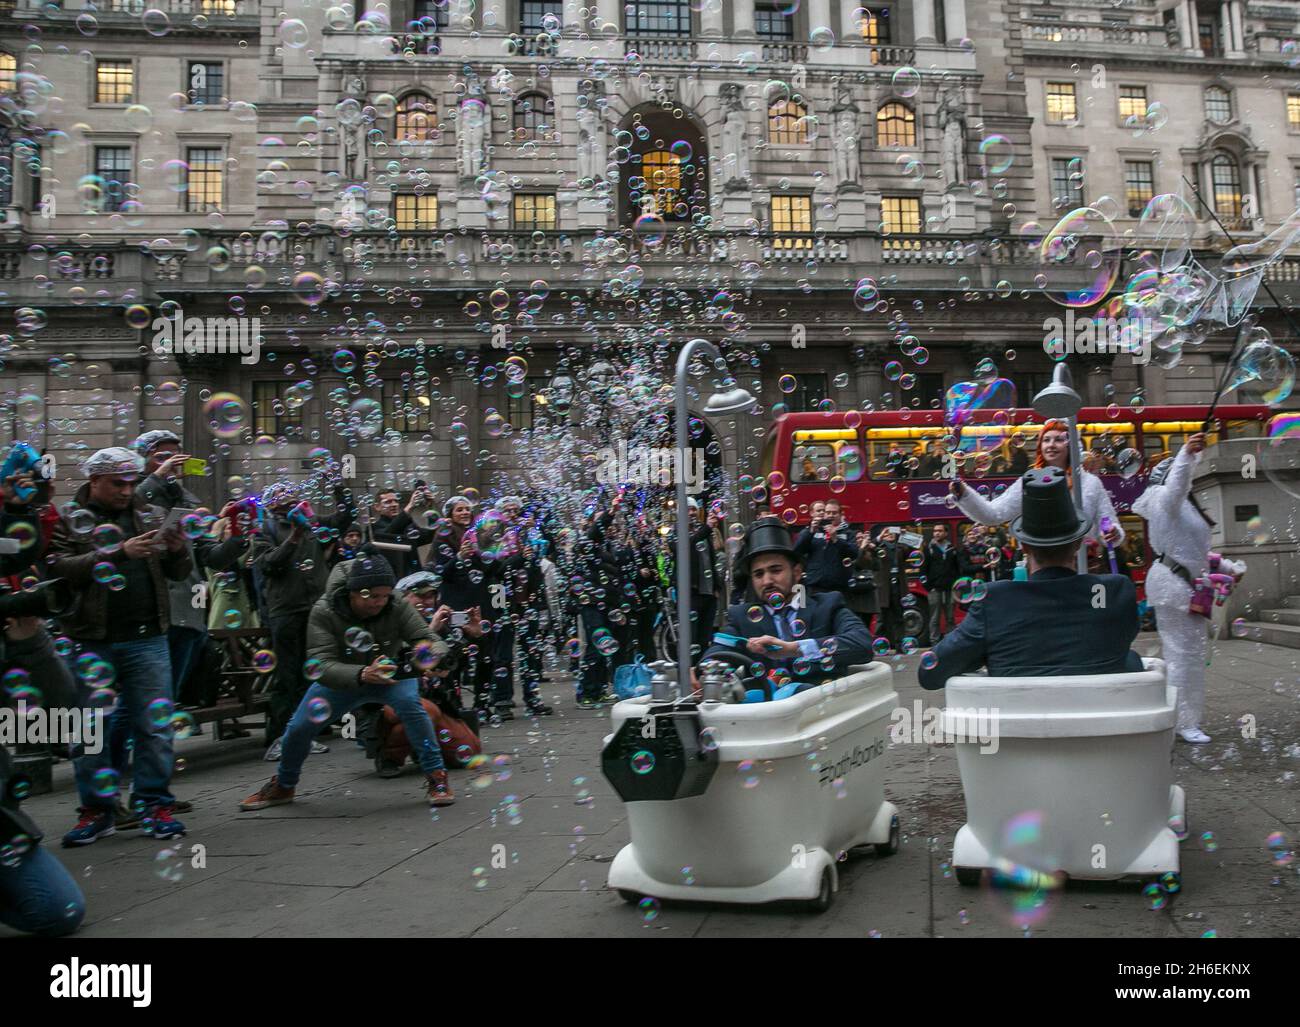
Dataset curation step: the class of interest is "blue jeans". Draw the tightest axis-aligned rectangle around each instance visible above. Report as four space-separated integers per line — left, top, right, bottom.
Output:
168 624 209 699
277 678 444 789
0 845 86 937
74 636 176 811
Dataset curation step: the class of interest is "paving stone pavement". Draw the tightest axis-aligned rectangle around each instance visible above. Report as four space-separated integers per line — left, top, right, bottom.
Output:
7 638 1298 938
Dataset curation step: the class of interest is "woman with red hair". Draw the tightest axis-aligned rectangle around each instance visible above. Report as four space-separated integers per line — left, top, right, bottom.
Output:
950 420 1124 547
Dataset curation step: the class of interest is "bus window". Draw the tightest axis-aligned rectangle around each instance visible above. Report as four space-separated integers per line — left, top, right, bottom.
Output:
792 443 836 483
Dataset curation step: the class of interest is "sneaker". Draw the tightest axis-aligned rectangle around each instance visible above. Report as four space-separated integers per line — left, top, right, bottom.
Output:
1178 727 1212 744
597 691 620 705
239 776 295 811
144 805 186 840
427 770 456 807
62 807 116 847
114 802 142 831
525 702 554 716
310 740 330 754
263 738 283 762
171 799 193 814
576 697 601 710
493 706 515 721
374 755 404 779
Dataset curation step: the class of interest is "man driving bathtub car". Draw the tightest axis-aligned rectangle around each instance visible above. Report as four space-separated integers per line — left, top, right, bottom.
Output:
695 521 874 697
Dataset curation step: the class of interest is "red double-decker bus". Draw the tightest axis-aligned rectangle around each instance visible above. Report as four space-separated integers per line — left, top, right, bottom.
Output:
756 404 1274 632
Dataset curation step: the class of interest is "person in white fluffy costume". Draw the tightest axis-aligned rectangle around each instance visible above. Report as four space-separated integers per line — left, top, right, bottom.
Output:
1132 432 1246 743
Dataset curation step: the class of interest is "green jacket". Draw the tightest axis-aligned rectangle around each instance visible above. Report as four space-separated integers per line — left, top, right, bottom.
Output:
305 577 447 691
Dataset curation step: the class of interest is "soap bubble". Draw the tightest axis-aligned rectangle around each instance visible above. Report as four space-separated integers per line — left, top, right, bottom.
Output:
1039 207 1121 308
891 66 921 98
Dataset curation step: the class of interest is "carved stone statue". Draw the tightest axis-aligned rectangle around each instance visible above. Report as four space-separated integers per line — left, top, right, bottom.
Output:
939 87 968 187
830 78 861 189
458 72 488 181
576 105 606 185
719 83 751 191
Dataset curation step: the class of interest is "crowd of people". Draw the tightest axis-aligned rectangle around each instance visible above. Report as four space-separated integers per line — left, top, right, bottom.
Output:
0 418 1239 937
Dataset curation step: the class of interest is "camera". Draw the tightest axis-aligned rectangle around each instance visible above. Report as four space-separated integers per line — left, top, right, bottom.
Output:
0 578 75 619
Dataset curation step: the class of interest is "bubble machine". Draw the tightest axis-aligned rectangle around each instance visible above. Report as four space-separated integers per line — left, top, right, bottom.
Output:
943 658 1185 888
601 662 900 912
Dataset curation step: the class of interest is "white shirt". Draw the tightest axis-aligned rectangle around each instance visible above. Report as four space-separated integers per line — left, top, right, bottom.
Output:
957 468 1125 544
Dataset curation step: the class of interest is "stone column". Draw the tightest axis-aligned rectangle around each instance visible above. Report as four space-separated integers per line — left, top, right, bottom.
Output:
596 0 620 31
1229 0 1246 56
913 0 936 45
731 0 754 39
942 0 967 45
1219 1 1238 57
1186 0 1202 54
482 0 506 33
1176 0 1194 50
856 341 888 408
841 2 863 42
806 0 831 36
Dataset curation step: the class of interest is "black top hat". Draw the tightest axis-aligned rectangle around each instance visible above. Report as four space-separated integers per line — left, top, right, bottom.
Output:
1010 468 1092 547
738 520 800 575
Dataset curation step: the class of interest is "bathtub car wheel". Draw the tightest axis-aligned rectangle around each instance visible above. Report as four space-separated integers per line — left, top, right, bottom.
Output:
617 889 642 905
805 866 835 913
955 867 982 887
876 815 901 856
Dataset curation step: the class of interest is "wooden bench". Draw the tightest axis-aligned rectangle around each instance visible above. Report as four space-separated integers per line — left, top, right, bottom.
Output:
182 627 273 741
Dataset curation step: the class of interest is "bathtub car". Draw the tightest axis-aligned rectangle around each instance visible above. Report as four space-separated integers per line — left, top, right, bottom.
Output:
603 663 899 912
943 657 1185 887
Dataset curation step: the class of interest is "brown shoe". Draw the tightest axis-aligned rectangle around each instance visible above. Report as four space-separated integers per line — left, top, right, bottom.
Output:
239 776 295 811
427 771 455 807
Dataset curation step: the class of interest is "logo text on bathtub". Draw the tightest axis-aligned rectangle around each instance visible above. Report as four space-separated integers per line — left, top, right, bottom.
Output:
889 701 1000 755
818 736 887 787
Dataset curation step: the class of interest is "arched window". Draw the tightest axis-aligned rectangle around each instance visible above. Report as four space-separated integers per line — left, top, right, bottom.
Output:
1204 85 1232 123
876 102 915 147
0 52 15 94
640 150 683 217
513 92 555 140
768 100 808 145
1211 153 1242 220
395 93 436 142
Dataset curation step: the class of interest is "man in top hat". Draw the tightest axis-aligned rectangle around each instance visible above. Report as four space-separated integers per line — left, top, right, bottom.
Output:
699 519 874 693
918 468 1142 690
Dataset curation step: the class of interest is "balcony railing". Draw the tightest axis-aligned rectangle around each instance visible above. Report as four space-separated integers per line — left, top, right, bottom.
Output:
391 32 443 55
13 0 256 16
760 42 809 63
624 36 697 61
1022 20 1164 47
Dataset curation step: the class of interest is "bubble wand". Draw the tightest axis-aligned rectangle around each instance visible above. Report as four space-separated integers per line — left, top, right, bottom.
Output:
1179 174 1300 431
1098 516 1120 574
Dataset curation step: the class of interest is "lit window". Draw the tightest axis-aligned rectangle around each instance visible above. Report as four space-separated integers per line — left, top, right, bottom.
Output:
95 60 134 104
394 194 438 230
1124 161 1154 218
384 380 434 434
252 381 302 437
0 53 15 94
185 147 223 212
1045 82 1077 123
1288 94 1300 130
880 195 921 235
772 195 813 249
768 100 808 145
640 150 682 216
1118 85 1147 121
513 192 556 229
395 93 436 142
876 102 915 147
1211 153 1242 220
1204 86 1231 123
859 8 891 43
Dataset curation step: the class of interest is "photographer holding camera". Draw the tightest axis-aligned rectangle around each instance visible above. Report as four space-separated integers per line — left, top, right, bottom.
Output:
793 498 858 599
48 448 193 845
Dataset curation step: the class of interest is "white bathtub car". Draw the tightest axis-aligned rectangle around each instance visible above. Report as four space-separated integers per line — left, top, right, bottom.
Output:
604 662 900 912
943 657 1185 888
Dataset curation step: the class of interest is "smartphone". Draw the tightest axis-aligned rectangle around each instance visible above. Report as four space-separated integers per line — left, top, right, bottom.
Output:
159 506 198 532
182 458 207 477
451 612 470 627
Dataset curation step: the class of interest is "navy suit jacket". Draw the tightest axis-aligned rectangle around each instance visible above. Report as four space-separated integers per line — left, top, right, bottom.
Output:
917 566 1144 690
702 590 874 689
